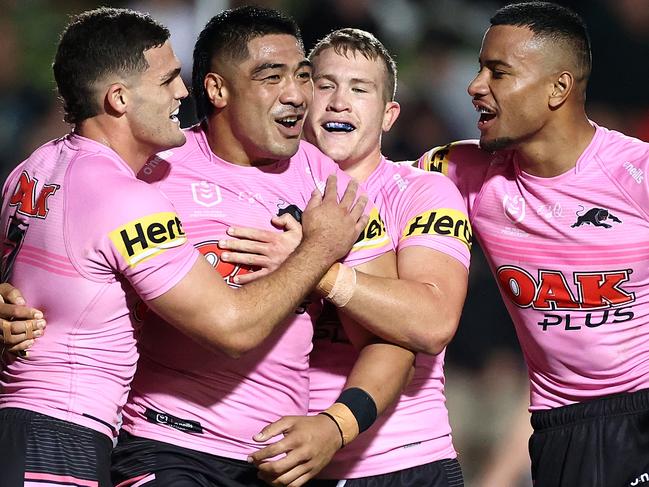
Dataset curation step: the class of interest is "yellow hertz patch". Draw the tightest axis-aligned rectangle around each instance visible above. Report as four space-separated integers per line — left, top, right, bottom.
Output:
353 207 390 251
402 208 472 249
109 212 187 267
419 143 456 175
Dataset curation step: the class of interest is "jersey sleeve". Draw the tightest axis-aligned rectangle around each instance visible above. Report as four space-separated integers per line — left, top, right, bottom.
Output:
415 140 492 216
300 141 393 267
398 170 471 269
66 155 199 301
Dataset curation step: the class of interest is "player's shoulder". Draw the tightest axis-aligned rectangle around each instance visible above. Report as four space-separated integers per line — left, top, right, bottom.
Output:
415 140 496 174
139 125 205 183
596 125 649 171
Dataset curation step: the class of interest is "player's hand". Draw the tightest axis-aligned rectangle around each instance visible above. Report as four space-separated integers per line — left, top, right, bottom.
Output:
0 283 46 356
301 175 368 262
218 214 302 285
249 414 342 487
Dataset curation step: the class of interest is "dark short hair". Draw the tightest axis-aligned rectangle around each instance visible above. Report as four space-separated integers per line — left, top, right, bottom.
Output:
192 6 303 121
491 2 591 84
309 28 397 103
53 7 170 125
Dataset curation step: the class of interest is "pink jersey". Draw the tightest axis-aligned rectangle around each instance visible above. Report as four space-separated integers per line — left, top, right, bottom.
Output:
0 134 198 438
121 124 391 460
309 158 471 478
417 124 649 410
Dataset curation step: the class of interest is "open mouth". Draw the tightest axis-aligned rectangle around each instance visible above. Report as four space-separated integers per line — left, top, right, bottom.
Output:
170 107 180 123
474 103 497 129
276 114 304 129
322 121 356 133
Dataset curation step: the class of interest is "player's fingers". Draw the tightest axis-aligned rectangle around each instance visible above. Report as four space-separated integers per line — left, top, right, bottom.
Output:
304 187 323 212
0 283 26 305
321 175 339 203
219 238 267 256
271 214 301 231
260 458 311 486
232 269 269 285
354 214 370 236
0 303 43 321
349 194 369 222
339 178 360 209
253 416 294 443
220 251 265 268
226 226 273 243
249 440 291 464
7 339 35 354
0 319 46 345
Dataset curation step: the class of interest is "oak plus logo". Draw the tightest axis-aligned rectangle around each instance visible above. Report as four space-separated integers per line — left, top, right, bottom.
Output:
497 266 636 331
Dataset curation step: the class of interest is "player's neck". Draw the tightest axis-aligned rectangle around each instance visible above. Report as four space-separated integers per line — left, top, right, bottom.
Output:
338 148 383 183
515 114 595 178
204 117 277 167
76 118 152 174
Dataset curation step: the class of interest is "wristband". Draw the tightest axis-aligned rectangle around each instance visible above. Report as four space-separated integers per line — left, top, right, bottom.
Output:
316 263 357 307
336 387 377 433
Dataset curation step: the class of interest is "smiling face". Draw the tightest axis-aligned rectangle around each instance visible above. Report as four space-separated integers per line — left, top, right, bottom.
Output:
127 40 188 152
219 34 313 165
128 41 188 154
304 47 398 171
468 25 556 152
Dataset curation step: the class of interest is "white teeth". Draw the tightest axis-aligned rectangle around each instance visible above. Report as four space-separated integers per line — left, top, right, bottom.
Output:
170 107 180 122
475 106 494 115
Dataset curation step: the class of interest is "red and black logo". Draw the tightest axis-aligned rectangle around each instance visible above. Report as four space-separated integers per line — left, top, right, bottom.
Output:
497 265 635 331
9 171 59 219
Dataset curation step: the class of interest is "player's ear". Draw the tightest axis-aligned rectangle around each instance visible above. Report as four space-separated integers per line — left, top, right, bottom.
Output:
382 101 400 133
105 83 129 116
549 71 573 109
205 73 228 109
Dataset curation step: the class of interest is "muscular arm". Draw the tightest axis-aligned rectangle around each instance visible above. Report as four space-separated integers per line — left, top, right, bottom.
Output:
332 245 468 354
149 177 368 358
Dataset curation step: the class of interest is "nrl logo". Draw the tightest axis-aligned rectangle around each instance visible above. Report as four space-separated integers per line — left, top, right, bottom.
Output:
191 181 222 207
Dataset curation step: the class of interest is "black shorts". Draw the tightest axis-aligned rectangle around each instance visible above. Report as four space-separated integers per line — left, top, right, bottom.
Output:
0 407 112 487
309 458 464 487
111 431 267 487
530 388 649 487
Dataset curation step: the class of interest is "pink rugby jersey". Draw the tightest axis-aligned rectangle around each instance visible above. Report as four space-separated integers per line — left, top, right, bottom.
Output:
121 124 391 460
309 158 471 478
0 134 198 438
417 124 649 410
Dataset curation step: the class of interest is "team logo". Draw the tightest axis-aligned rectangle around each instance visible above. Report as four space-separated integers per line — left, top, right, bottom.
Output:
354 208 389 250
402 208 472 249
503 195 525 223
8 171 59 219
276 199 303 222
109 212 187 267
572 206 621 229
191 181 222 207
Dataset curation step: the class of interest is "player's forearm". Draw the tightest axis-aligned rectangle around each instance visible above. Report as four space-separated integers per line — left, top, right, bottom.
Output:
327 273 461 355
343 342 414 413
218 238 335 355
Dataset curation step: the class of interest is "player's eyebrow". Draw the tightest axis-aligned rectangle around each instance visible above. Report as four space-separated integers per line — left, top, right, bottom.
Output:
160 67 181 84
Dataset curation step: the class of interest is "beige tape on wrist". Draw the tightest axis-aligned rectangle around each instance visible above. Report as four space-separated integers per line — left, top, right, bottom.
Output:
316 263 357 307
323 402 360 447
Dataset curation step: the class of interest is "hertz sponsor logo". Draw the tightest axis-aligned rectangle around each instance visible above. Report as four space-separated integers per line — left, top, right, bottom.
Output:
418 144 454 175
402 208 472 248
109 212 187 267
353 207 390 251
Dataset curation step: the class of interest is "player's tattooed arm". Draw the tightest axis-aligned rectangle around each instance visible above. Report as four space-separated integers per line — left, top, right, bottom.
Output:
0 283 46 356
